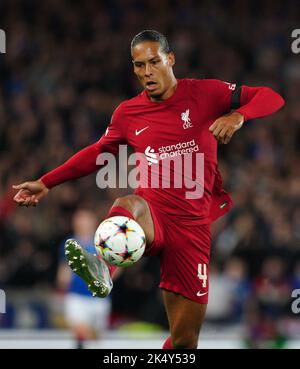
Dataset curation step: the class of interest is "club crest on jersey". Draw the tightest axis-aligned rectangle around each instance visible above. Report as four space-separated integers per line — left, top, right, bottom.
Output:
181 109 193 129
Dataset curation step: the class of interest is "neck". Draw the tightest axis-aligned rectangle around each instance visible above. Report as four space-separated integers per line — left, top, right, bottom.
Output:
150 75 178 102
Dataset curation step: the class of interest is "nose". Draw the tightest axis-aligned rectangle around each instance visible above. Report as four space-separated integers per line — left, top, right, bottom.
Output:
145 63 153 77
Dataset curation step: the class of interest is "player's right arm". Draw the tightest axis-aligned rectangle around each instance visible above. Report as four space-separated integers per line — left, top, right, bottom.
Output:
13 104 127 207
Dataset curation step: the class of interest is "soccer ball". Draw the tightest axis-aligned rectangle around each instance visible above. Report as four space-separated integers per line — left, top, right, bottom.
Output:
94 216 146 267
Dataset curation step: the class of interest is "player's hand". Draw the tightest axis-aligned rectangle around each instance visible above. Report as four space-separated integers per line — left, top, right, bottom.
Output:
12 179 49 207
209 111 244 144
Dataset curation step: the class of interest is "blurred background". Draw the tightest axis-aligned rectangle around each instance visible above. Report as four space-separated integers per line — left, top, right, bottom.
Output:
0 0 300 348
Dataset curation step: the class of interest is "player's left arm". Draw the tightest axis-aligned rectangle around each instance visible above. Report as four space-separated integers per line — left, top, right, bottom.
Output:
209 85 285 144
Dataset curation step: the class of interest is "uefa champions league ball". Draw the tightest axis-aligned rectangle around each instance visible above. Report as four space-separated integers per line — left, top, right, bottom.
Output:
94 216 146 267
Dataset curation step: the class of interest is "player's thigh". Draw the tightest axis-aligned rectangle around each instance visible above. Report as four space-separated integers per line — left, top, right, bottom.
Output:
162 290 207 348
112 194 154 247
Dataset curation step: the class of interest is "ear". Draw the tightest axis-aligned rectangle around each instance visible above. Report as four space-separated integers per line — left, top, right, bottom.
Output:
167 52 175 67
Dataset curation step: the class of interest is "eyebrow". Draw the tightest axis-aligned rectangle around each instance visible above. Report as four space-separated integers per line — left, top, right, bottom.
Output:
132 57 160 64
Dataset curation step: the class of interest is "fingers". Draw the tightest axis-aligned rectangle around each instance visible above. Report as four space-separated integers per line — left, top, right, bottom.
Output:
209 112 244 144
218 126 235 144
12 181 41 207
223 132 234 144
209 119 223 137
22 197 31 207
208 120 219 132
22 195 39 207
31 195 39 206
218 125 229 141
12 182 28 190
209 119 237 144
12 185 30 203
209 121 229 144
13 190 38 207
19 199 38 207
28 195 38 207
13 189 27 203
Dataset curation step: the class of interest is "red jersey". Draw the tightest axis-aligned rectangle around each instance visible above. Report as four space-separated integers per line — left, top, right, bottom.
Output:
41 78 284 223
100 78 235 222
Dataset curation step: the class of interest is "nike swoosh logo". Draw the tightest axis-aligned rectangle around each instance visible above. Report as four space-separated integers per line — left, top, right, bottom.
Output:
196 291 208 297
219 201 228 209
135 126 149 136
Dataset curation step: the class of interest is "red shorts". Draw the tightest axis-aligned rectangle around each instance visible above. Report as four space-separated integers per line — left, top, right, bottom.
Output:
144 202 211 304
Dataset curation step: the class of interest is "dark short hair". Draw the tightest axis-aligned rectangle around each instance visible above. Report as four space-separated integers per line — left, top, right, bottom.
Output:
131 30 171 54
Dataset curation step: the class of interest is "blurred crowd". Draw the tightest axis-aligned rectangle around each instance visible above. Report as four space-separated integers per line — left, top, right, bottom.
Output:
0 0 300 347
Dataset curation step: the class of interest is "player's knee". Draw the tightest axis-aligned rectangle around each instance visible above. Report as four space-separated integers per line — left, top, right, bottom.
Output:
112 196 134 212
112 195 145 219
171 332 198 349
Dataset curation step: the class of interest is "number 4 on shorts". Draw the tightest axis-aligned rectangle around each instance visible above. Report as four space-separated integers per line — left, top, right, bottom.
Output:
198 263 207 288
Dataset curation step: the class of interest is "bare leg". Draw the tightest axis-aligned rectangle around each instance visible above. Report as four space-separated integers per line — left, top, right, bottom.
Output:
163 290 207 349
111 194 155 248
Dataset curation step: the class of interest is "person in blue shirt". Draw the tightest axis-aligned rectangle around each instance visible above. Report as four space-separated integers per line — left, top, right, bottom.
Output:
56 209 111 348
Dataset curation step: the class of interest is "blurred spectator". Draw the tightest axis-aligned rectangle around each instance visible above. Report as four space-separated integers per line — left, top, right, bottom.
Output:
223 258 251 322
253 256 291 317
245 256 292 348
206 258 251 323
56 209 111 348
291 260 300 290
205 263 235 323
